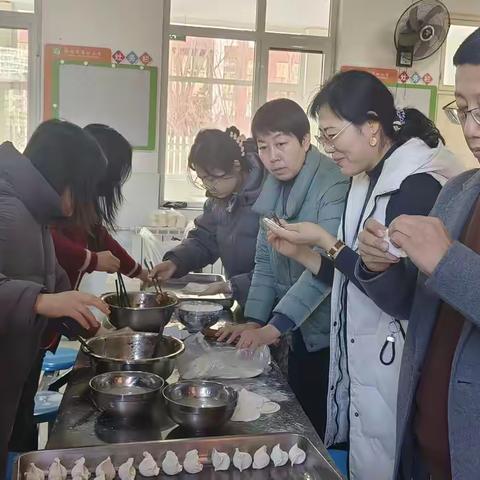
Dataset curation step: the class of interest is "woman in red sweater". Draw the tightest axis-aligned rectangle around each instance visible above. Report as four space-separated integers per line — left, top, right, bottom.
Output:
51 124 147 289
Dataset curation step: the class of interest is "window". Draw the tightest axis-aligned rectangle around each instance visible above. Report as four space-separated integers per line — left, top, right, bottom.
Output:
161 0 336 204
0 4 39 152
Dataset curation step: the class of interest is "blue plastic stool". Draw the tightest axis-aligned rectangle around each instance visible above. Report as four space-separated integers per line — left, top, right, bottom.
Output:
42 347 78 373
328 448 348 477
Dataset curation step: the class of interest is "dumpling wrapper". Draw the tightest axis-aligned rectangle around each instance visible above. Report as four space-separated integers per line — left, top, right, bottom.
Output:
270 444 289 467
138 452 159 477
162 451 182 476
385 230 407 258
95 458 116 480
232 448 252 472
118 458 136 480
48 458 67 480
71 457 90 480
211 449 230 472
183 450 203 474
253 446 270 470
25 462 45 480
288 444 306 466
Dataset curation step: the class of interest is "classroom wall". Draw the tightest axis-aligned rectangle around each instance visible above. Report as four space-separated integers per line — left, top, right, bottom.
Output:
42 0 165 227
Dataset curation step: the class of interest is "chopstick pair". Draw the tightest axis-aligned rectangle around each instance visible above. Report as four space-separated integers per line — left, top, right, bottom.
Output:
143 259 164 296
115 272 130 307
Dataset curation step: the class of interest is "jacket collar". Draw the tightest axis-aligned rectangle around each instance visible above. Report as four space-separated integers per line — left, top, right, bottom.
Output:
0 142 64 223
254 146 323 218
463 167 480 191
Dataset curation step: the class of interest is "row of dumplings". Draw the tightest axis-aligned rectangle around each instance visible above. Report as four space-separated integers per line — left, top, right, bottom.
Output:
24 443 306 479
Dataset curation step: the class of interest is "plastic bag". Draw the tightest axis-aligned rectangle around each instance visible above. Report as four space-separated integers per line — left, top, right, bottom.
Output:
177 333 271 380
138 227 181 264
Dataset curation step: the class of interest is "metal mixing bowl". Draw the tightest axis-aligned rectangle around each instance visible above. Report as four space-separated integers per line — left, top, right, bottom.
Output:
89 371 164 417
176 301 223 333
163 380 238 432
83 333 185 379
101 291 178 333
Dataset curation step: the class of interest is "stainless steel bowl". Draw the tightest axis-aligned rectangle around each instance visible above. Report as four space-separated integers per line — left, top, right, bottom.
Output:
83 333 185 379
101 291 178 333
163 380 238 432
89 371 164 417
176 301 223 333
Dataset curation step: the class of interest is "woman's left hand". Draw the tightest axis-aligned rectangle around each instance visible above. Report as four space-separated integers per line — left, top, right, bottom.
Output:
268 220 336 250
236 324 281 350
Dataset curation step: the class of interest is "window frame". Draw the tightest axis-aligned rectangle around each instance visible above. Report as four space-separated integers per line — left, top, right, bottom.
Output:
158 0 339 207
438 14 480 93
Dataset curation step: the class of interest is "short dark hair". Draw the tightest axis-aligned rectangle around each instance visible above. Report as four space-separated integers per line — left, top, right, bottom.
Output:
251 98 310 144
309 70 444 148
453 27 480 66
188 126 250 175
25 119 107 205
84 124 132 229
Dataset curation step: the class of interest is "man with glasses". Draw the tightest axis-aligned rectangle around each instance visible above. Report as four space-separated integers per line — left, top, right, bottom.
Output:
357 28 480 480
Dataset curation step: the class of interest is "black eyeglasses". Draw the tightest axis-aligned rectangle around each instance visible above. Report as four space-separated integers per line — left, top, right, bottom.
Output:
443 100 480 126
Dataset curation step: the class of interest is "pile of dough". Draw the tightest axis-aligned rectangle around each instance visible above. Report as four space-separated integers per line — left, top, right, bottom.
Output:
183 450 203 474
162 451 182 476
270 444 289 467
138 452 159 477
48 458 67 480
24 462 45 480
118 458 136 480
252 446 270 470
232 448 252 472
211 449 230 472
288 444 306 466
95 458 115 480
71 458 90 480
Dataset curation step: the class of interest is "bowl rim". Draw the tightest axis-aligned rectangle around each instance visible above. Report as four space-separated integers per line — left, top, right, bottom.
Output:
176 300 224 313
162 380 238 409
101 291 178 310
83 333 185 363
89 370 165 397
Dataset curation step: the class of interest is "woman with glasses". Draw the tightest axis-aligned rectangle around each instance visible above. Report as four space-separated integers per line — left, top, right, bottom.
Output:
265 71 464 480
151 126 264 307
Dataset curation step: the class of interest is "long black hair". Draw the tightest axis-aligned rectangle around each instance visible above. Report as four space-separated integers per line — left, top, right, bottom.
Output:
84 124 132 229
25 119 107 226
309 70 444 148
188 126 252 176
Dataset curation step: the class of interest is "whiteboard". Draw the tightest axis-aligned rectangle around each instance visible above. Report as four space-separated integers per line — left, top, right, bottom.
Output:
54 62 157 149
388 83 437 121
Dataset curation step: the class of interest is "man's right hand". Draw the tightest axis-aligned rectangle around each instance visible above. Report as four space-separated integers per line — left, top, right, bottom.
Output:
358 219 399 272
149 260 177 281
216 322 261 343
35 291 110 331
96 250 121 273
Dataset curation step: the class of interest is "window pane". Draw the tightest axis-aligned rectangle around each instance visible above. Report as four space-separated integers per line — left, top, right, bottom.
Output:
266 0 330 36
0 28 28 151
0 0 34 12
443 24 477 86
165 37 255 203
171 0 256 30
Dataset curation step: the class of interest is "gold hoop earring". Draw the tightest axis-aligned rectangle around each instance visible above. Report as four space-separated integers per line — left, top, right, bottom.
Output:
369 136 378 147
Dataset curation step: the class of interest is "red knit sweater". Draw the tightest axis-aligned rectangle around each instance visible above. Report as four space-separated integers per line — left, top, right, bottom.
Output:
51 224 142 289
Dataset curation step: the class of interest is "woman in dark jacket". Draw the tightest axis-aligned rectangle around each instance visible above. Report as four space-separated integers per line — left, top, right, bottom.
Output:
151 126 264 307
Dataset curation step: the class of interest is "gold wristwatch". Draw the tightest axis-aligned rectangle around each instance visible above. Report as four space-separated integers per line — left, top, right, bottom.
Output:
327 239 346 261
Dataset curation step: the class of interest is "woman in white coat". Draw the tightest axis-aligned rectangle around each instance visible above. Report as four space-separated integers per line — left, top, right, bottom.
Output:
266 70 464 480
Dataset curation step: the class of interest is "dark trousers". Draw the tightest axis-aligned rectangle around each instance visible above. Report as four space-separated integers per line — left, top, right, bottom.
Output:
8 350 45 452
288 331 330 440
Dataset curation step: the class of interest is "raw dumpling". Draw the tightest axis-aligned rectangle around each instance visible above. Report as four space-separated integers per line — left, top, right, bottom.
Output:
118 458 136 480
95 458 116 480
183 450 203 474
25 462 45 480
162 451 182 476
71 457 91 480
270 444 289 467
139 452 159 477
93 474 105 480
211 449 230 472
253 445 270 470
232 448 252 472
48 458 67 480
288 444 306 466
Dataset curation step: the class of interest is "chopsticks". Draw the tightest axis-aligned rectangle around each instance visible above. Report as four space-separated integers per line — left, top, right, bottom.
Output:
144 259 164 297
115 272 130 307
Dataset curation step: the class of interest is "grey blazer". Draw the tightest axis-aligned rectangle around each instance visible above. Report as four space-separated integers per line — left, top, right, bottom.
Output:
357 168 480 480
